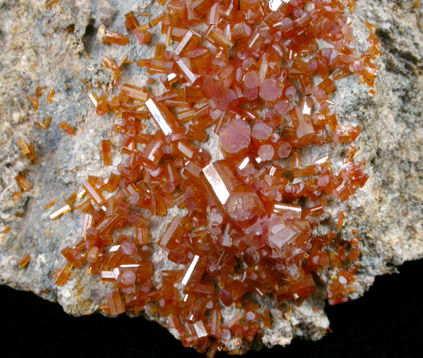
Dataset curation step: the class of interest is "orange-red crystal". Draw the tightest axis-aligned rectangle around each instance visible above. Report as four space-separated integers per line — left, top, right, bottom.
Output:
55 0 379 355
59 122 76 135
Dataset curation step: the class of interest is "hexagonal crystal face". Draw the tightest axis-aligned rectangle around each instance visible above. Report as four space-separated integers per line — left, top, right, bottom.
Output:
49 0 379 355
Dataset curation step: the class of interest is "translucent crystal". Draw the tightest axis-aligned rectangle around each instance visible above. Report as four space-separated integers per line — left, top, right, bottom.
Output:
52 0 380 352
104 30 129 46
146 98 179 135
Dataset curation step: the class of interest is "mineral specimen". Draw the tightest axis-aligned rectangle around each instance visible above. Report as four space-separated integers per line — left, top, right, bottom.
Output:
47 0 379 354
1 0 422 356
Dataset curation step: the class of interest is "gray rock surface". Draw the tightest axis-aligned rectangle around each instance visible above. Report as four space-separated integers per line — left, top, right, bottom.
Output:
0 0 422 354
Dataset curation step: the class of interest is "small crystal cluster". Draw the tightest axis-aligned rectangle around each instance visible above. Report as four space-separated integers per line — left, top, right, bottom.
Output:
51 0 380 355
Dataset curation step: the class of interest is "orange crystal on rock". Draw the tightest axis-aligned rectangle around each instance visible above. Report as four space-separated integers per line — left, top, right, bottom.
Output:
17 139 37 163
219 119 251 155
59 122 76 135
15 172 32 192
47 87 55 103
133 27 152 45
56 0 379 355
18 254 31 269
103 30 129 46
34 116 52 130
125 12 139 31
101 139 113 166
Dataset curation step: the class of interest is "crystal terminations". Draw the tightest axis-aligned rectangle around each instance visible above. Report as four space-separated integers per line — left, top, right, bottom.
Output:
52 0 380 355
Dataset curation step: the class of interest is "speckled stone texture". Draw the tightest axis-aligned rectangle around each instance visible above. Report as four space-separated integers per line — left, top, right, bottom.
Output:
0 0 422 354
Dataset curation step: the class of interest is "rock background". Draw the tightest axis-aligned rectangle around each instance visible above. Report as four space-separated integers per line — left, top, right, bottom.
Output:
0 0 422 354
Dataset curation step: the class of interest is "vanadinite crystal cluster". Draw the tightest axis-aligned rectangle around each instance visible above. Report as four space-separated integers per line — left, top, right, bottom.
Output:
49 0 380 355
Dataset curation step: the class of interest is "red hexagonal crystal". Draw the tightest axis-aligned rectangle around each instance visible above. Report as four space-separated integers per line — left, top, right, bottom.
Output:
55 0 380 355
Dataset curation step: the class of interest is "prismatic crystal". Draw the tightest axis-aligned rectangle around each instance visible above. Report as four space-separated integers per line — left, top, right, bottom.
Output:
51 0 380 355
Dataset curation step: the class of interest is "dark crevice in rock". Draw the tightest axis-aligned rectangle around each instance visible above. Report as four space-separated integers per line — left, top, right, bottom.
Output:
82 20 96 56
376 28 392 44
397 51 419 65
377 27 423 74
